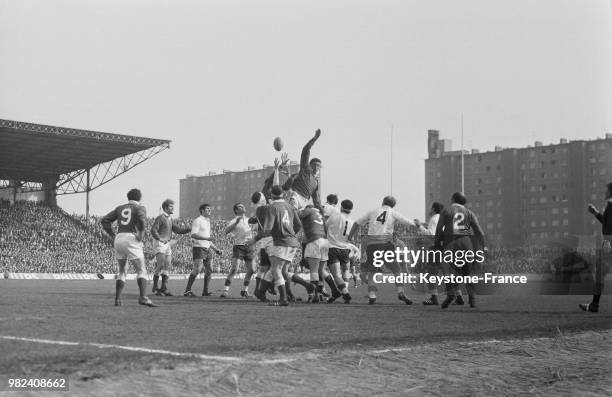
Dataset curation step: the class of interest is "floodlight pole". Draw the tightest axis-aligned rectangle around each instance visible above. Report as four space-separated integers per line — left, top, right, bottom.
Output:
85 168 91 225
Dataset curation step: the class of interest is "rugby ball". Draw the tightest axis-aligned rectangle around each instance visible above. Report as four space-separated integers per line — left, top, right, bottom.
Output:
273 137 283 151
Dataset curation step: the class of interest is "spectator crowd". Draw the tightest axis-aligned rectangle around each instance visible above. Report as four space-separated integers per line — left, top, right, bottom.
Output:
0 200 593 278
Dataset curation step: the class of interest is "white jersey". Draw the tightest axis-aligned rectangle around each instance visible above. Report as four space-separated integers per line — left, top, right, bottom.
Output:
322 203 338 218
226 215 253 245
420 213 439 235
356 205 415 236
191 215 211 248
327 210 355 249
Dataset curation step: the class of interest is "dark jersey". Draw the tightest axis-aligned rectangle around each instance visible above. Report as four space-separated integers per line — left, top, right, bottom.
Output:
299 207 326 243
101 201 147 237
263 200 302 247
435 203 484 249
252 205 271 239
595 200 612 236
283 135 321 207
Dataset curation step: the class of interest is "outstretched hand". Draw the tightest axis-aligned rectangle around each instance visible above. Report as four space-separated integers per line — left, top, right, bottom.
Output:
314 129 321 139
588 204 598 215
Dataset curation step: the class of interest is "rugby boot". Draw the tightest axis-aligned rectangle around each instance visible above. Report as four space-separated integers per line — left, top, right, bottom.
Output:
579 303 598 313
441 295 454 309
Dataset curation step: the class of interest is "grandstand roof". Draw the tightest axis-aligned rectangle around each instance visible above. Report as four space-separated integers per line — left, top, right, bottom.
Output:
0 119 170 194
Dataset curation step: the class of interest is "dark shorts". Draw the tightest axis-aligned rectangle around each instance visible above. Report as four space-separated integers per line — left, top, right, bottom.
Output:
444 236 474 275
233 245 255 261
328 247 350 266
259 248 271 268
193 247 211 261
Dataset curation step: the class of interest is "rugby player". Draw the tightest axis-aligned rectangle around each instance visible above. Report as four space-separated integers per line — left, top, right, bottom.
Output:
434 192 485 309
261 185 302 306
325 199 358 303
580 182 612 313
101 188 156 307
221 203 256 298
300 204 343 303
349 195 416 305
282 129 322 210
183 204 222 297
415 202 443 305
150 199 190 296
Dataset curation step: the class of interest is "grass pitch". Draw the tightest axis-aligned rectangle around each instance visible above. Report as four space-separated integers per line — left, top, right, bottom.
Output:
0 279 610 396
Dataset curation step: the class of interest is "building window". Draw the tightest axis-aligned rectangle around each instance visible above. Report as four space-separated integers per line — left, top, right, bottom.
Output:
530 221 536 227
562 219 568 226
563 207 568 214
539 197 547 203
552 220 560 227
552 208 559 214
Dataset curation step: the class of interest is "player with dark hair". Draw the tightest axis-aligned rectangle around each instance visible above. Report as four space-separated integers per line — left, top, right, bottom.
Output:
150 199 190 296
221 203 256 298
415 201 444 305
434 192 485 309
322 194 339 218
101 188 156 307
282 129 322 210
580 182 612 313
183 203 222 297
326 199 357 302
349 195 416 305
260 185 302 306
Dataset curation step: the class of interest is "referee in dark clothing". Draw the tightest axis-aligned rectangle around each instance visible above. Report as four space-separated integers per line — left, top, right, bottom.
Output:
581 182 612 313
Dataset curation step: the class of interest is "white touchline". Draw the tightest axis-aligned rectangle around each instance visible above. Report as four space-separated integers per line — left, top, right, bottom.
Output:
0 336 296 364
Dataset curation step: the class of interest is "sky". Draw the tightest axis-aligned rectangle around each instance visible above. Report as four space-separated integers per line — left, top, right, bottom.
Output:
1 0 610 219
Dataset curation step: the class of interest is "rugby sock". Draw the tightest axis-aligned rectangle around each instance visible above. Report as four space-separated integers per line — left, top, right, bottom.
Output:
203 274 211 295
285 281 294 300
225 278 232 287
258 279 271 301
160 274 169 291
397 286 405 295
136 277 147 297
185 274 196 292
277 284 287 302
115 280 125 300
243 273 253 287
325 275 342 298
152 274 159 291
593 294 601 306
291 274 311 290
254 277 262 295
338 282 348 295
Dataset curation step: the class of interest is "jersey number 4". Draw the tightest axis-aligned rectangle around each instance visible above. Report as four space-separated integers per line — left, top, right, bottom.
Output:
376 211 387 224
282 210 290 226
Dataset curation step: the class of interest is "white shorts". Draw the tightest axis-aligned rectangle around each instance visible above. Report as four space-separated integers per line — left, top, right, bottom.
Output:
114 233 144 261
266 245 298 262
288 190 313 211
256 236 273 251
304 238 329 260
155 240 172 256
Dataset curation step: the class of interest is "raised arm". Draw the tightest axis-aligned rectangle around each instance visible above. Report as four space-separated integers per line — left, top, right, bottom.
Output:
300 129 321 170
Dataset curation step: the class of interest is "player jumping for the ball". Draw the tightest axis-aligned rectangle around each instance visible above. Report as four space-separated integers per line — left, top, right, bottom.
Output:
283 129 322 210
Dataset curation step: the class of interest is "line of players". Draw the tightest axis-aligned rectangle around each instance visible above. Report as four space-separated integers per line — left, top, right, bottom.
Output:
101 129 487 308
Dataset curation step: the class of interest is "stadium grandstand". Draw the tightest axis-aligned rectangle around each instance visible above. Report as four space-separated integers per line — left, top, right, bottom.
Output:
0 119 170 275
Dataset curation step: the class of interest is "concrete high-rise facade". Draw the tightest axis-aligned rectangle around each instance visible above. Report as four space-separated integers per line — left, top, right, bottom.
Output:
425 130 612 247
180 163 300 219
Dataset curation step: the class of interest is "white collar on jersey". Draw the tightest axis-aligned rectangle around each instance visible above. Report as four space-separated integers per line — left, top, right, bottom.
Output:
128 200 140 205
272 199 285 203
